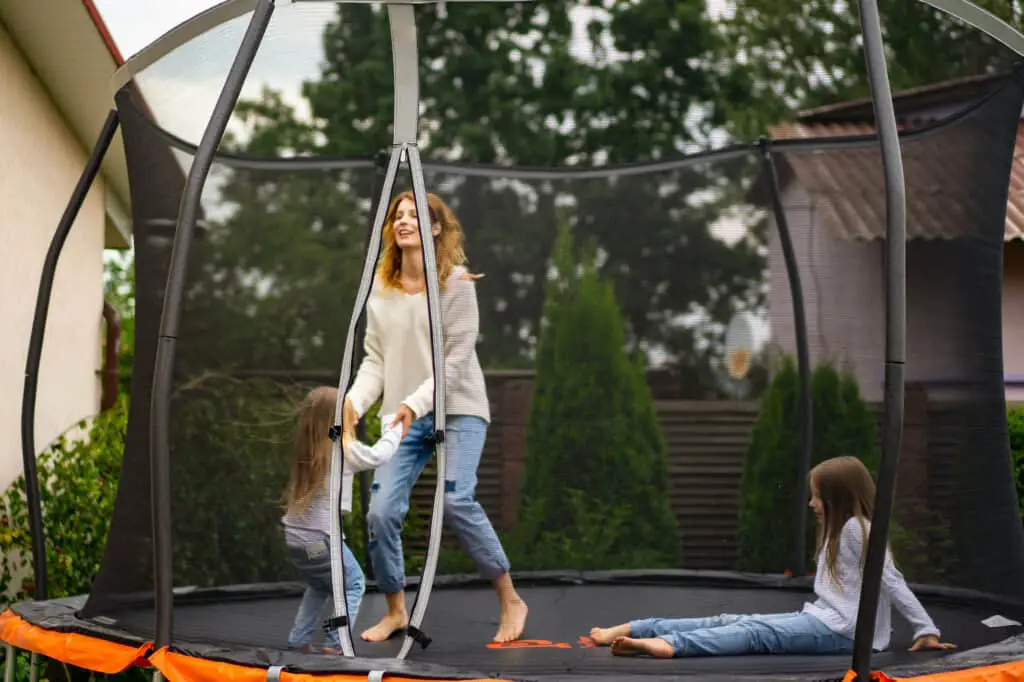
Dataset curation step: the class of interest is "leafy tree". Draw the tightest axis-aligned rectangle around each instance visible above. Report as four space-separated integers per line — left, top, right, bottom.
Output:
177 1 767 396
714 0 1024 140
510 225 679 569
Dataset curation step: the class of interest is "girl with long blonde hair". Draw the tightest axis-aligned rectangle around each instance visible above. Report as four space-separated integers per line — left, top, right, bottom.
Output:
281 385 402 652
586 456 955 658
343 191 528 644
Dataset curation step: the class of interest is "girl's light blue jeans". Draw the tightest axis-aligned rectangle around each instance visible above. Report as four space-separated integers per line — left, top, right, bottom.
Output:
286 537 365 649
366 414 510 594
629 612 853 657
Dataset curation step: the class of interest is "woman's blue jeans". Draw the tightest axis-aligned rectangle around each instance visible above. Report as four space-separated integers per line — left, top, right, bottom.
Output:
286 537 365 649
629 612 853 657
366 414 511 594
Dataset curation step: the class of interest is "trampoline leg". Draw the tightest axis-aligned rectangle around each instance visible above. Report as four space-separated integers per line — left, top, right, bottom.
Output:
327 143 404 657
27 653 36 682
4 645 14 682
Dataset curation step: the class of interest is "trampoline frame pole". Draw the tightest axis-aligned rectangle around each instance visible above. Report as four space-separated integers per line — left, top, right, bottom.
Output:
759 138 814 577
327 145 402 656
357 150 391 582
850 0 907 679
400 141 449 660
148 0 274 650
20 109 120 603
389 4 450 660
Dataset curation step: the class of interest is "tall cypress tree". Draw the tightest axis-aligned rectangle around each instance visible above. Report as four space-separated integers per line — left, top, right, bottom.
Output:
512 225 679 570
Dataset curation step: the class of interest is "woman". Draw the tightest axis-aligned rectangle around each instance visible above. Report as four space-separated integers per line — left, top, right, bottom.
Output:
344 190 528 644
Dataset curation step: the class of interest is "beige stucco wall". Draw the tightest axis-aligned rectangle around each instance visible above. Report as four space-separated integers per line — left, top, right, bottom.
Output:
1004 240 1024 404
767 185 886 402
0 22 105 491
768 185 1013 405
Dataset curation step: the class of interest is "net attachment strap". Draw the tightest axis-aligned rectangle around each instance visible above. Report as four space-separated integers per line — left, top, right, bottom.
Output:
406 624 433 649
368 672 385 682
266 666 284 682
323 614 348 631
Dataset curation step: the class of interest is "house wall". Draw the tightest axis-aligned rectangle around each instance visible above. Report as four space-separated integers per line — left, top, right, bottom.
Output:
0 22 105 491
768 185 886 401
1005 239 1024 404
768 185 999 404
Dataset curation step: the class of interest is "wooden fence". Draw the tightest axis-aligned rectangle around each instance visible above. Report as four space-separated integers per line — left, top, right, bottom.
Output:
401 372 990 572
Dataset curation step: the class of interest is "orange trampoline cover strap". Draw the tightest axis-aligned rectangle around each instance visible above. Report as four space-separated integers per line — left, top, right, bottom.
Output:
0 610 151 674
150 648 515 682
843 661 1024 682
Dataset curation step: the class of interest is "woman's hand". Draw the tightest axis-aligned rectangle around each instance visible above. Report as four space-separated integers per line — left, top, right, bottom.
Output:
390 404 416 438
909 634 956 652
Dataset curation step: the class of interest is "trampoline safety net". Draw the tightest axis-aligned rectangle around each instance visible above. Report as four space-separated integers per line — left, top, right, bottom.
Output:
14 1 1024 681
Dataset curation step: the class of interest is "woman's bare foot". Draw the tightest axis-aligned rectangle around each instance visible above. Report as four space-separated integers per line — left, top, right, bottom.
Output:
589 624 631 646
492 573 529 643
361 592 409 642
494 597 529 642
611 636 674 658
360 611 408 642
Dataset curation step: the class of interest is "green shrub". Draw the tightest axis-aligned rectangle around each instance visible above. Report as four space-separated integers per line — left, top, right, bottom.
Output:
738 356 879 574
0 397 145 681
509 225 679 570
0 396 128 604
1009 405 1024 521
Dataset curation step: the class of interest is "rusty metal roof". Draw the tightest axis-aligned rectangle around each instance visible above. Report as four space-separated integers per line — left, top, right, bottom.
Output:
770 120 1024 243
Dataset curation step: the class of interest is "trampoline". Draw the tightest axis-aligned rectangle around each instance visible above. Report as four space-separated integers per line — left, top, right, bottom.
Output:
7 571 1024 681
8 0 1024 681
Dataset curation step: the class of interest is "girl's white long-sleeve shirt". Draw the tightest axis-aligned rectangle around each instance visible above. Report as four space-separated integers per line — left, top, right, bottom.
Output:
345 266 490 424
282 416 402 545
802 517 940 651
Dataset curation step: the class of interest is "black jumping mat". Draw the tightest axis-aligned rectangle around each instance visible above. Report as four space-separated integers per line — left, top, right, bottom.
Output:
14 575 1024 681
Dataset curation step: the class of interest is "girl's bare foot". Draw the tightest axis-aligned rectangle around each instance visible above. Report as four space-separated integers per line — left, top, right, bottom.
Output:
611 636 674 658
589 624 631 646
494 597 529 642
360 611 408 642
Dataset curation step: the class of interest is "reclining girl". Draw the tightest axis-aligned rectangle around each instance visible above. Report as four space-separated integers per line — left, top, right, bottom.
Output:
587 456 957 658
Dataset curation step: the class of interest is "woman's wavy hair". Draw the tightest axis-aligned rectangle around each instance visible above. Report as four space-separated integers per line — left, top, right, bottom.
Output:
376 191 475 290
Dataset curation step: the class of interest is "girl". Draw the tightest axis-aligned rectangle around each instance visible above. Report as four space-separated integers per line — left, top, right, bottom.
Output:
281 385 402 652
343 191 528 644
587 456 957 658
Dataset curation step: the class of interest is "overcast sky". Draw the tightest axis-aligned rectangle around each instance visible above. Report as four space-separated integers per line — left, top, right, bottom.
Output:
95 0 733 61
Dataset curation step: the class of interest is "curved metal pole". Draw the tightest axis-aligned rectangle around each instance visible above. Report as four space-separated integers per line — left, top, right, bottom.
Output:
20 109 120 603
109 0 258 94
400 142 448 660
327 146 401 657
916 0 1024 57
149 0 274 650
850 0 907 679
759 138 814 577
